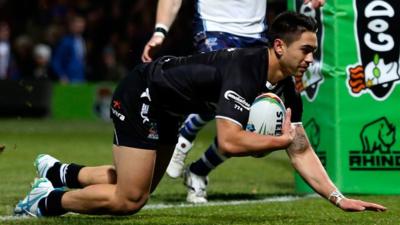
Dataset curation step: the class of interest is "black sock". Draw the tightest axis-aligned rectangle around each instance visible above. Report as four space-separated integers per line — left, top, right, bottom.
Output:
38 190 67 216
189 160 212 176
46 163 84 188
189 139 229 176
65 163 84 188
46 162 63 187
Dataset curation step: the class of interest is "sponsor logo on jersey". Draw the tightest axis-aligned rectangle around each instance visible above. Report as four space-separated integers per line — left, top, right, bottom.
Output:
304 118 326 167
110 99 125 121
111 108 125 121
346 0 400 100
112 100 121 109
294 0 325 102
349 117 400 170
140 88 151 101
224 90 250 111
140 88 152 124
140 103 150 123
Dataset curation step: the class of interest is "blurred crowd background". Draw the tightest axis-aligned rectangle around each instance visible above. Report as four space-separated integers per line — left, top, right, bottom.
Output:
0 0 286 84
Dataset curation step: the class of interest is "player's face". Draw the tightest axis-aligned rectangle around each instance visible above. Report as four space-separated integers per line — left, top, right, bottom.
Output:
281 31 317 77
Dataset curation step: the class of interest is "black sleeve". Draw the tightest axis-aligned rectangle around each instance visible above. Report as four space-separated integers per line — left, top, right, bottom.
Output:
216 82 257 128
281 77 303 123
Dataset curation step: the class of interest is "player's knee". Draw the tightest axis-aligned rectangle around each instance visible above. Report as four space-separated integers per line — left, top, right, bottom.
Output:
112 193 149 215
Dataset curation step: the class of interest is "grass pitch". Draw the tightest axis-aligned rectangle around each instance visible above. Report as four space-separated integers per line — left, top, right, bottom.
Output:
0 119 398 225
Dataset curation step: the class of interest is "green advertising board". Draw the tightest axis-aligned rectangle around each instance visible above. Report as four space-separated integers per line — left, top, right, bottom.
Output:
52 83 115 120
289 0 400 194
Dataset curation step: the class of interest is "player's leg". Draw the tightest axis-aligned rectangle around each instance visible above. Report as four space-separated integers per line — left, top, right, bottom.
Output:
15 145 158 216
169 31 239 180
59 145 155 215
150 144 176 191
181 33 269 203
78 165 117 187
59 143 174 215
35 154 117 188
35 133 175 189
184 137 229 203
166 113 214 178
16 124 176 216
14 64 161 216
166 31 234 179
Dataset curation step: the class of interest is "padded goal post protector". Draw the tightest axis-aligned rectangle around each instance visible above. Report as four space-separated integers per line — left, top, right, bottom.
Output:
288 0 400 194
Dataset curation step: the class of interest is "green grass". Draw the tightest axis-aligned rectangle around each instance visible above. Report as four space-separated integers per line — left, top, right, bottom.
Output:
0 119 398 224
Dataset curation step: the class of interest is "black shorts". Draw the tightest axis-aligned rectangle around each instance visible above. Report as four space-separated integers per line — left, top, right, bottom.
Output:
110 64 181 150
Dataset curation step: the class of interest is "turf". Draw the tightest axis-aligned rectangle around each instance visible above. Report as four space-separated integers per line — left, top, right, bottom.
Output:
0 119 398 224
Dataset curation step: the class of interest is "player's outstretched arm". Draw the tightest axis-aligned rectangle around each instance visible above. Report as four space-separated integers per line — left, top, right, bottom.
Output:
286 124 386 212
141 0 182 62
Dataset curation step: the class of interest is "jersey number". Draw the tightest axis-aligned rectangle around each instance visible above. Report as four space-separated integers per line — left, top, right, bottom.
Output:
234 104 243 111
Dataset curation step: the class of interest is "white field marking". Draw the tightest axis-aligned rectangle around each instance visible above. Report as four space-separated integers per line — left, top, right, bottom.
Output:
143 195 317 210
0 215 32 221
0 195 318 221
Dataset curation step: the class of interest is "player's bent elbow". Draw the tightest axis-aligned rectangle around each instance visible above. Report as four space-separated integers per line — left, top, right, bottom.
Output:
217 141 243 156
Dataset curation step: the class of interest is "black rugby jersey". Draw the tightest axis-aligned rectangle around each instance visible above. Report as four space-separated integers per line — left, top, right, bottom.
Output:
145 47 302 128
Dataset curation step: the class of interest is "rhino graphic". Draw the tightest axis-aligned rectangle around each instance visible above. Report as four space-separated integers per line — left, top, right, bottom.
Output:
360 117 396 154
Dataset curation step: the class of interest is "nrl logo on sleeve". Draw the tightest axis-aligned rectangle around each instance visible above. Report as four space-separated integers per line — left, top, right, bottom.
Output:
294 0 325 102
346 0 400 100
349 117 400 170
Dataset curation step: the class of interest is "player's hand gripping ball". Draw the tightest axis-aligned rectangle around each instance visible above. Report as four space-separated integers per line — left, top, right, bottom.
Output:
246 93 286 157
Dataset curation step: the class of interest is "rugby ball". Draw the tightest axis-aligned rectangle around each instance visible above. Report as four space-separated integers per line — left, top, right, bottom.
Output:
246 93 286 158
246 93 286 136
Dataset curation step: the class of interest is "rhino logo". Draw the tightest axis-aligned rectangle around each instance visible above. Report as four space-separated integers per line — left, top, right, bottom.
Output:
349 116 400 170
294 0 324 101
361 117 396 154
347 0 400 100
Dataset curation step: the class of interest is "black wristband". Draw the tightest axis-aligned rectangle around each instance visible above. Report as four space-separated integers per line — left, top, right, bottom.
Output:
154 27 168 37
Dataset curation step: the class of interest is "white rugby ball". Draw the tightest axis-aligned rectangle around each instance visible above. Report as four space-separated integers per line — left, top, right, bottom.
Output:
246 93 286 136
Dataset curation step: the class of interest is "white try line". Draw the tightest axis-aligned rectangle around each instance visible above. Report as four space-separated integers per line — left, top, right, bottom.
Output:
143 195 313 210
0 195 316 221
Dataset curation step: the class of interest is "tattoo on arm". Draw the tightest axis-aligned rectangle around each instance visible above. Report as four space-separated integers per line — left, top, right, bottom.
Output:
288 125 310 154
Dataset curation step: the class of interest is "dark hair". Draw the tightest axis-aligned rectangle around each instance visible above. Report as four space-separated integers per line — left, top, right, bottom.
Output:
269 11 318 46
